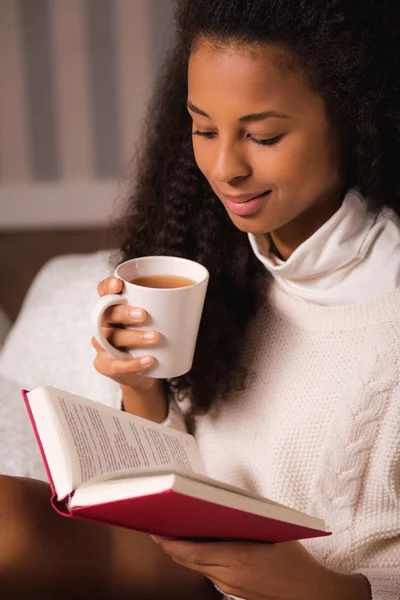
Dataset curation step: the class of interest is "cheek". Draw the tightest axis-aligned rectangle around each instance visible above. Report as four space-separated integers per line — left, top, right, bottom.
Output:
297 127 341 181
271 130 341 192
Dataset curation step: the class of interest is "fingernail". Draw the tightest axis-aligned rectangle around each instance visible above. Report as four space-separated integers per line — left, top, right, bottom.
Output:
130 308 143 320
143 331 156 340
110 277 120 292
140 355 153 365
151 535 160 544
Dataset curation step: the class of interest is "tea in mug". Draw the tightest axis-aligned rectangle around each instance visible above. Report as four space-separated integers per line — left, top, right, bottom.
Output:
130 275 196 288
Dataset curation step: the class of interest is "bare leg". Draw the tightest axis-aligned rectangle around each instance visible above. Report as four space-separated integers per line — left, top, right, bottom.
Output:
0 475 218 599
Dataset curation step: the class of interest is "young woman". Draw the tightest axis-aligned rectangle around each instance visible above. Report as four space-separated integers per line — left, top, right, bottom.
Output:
0 0 399 598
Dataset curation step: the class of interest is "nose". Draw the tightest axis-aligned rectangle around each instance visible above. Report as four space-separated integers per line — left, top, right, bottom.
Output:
211 139 251 184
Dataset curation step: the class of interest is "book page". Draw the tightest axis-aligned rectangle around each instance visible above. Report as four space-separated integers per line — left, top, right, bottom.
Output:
41 387 205 495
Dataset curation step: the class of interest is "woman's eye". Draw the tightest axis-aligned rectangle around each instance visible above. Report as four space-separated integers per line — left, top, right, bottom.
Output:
249 134 284 146
192 130 284 146
192 130 216 139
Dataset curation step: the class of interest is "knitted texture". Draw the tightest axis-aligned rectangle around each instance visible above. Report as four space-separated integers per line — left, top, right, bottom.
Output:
0 250 397 598
193 283 400 599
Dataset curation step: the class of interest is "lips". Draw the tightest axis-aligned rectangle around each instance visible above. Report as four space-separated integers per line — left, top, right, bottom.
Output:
221 190 270 203
222 191 271 216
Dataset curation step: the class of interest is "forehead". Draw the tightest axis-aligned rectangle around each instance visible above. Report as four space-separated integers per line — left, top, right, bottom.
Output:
188 39 321 118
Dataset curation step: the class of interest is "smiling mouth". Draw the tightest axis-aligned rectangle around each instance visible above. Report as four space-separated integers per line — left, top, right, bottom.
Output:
221 190 271 203
246 191 270 202
221 190 271 217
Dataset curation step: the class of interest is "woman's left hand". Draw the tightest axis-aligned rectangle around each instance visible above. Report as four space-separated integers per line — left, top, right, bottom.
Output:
154 538 371 600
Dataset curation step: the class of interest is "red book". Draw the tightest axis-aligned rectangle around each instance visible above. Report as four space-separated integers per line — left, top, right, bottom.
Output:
23 386 331 543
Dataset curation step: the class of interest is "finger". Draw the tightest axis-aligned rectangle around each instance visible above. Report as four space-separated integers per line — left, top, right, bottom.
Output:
91 337 104 352
166 555 226 584
102 304 147 326
102 327 160 348
157 541 235 588
94 352 155 377
97 276 123 297
162 556 241 600
92 331 159 353
158 540 226 567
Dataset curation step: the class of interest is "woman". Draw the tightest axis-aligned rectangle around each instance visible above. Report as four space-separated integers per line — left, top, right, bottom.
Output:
1 0 399 598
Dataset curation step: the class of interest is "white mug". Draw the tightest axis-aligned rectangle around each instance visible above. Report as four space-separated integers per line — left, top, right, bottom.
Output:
91 256 209 378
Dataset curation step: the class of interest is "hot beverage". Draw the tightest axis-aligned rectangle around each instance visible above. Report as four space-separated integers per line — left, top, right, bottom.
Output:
130 275 196 288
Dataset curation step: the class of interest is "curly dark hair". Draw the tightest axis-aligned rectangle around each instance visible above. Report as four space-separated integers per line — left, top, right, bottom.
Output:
117 0 400 415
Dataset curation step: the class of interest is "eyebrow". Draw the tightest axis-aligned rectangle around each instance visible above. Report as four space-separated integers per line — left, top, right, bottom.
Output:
187 100 289 122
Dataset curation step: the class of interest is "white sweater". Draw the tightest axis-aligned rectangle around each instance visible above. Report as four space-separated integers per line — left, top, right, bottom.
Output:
0 193 397 599
167 193 400 599
190 283 400 600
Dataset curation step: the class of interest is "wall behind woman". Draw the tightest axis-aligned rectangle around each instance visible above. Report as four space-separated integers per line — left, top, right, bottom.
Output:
0 0 174 320
0 0 174 228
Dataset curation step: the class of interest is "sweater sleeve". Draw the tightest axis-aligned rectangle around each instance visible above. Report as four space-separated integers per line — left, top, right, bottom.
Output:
355 380 400 600
357 569 400 600
307 355 400 600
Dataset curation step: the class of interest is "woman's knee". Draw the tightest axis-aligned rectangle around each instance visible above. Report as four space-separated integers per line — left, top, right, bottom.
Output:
0 475 51 565
0 474 114 597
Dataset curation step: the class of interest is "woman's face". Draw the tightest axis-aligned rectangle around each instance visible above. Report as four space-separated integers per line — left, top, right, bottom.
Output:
188 39 344 257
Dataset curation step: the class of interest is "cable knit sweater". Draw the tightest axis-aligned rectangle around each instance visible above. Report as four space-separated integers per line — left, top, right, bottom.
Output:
168 193 400 599
185 283 400 600
0 194 398 599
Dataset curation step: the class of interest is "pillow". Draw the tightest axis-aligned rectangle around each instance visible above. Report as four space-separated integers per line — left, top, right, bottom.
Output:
0 250 121 408
0 374 47 479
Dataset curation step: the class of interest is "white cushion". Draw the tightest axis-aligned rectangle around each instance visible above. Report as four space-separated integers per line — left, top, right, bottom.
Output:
0 374 47 479
0 250 121 407
0 250 127 479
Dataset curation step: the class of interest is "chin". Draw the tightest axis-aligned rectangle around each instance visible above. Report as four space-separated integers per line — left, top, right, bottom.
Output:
227 214 274 236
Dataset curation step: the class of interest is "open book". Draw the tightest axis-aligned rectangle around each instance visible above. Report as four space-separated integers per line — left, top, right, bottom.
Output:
23 386 331 543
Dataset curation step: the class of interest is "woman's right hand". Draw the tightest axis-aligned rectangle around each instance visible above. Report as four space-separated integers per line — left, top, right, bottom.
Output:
92 276 168 422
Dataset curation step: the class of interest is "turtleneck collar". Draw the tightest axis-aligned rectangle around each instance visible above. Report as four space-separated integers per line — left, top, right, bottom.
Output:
248 188 400 305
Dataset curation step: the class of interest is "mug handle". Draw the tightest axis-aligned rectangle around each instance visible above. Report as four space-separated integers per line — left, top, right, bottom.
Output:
90 293 132 361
